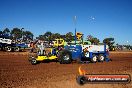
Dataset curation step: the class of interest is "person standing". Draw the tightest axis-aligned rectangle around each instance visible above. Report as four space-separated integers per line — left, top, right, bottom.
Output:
39 41 45 55
30 41 35 53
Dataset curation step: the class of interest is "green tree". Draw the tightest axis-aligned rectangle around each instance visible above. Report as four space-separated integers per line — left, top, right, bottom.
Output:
0 30 3 35
3 28 10 34
11 28 22 40
103 38 115 45
65 32 74 42
49 33 61 41
60 35 66 39
37 31 74 42
50 33 56 40
23 30 34 41
54 33 61 39
87 35 100 45
103 38 115 50
44 31 52 41
36 35 45 40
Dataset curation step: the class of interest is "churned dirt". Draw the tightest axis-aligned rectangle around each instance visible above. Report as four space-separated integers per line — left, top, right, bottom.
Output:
0 51 132 88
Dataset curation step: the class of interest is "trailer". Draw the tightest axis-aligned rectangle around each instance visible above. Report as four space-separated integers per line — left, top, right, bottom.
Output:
0 34 28 52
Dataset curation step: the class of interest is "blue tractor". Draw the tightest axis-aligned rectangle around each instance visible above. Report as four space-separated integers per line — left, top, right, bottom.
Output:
58 31 110 64
58 44 110 64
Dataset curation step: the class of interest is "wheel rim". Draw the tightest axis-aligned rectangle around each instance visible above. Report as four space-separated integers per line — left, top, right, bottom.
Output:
63 55 70 60
93 56 97 62
7 47 11 51
15 47 19 51
32 59 36 64
100 56 104 61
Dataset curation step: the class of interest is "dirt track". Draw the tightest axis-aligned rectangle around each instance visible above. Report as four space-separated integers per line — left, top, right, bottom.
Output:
0 51 132 88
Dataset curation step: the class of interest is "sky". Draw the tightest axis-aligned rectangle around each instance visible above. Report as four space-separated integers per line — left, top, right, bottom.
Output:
0 0 132 45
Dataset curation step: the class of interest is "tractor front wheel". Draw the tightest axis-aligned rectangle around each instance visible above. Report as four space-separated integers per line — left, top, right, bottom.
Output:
31 58 37 65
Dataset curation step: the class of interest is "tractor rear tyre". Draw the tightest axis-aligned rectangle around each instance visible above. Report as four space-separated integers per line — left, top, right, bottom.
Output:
91 54 98 63
59 50 72 64
98 54 105 62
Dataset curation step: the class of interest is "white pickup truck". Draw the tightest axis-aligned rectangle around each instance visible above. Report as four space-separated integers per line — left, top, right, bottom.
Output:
0 36 27 52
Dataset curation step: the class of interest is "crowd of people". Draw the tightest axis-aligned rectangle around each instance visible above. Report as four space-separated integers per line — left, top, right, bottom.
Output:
29 40 63 56
30 40 45 55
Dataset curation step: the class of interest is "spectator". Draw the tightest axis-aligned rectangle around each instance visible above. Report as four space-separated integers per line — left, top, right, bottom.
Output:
30 41 36 53
37 41 45 55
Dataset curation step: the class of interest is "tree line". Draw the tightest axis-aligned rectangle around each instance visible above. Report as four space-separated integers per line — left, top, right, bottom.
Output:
0 28 115 49
0 28 33 42
36 31 75 42
36 31 115 48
